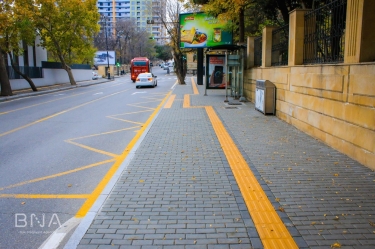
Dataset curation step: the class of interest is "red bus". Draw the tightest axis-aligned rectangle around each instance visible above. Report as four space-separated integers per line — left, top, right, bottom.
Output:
130 57 151 82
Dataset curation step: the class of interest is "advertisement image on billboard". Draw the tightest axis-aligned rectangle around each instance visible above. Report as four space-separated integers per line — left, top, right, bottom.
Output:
206 55 229 89
179 12 232 48
94 51 116 65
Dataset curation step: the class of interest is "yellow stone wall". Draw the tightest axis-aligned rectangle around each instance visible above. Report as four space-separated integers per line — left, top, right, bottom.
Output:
244 63 375 170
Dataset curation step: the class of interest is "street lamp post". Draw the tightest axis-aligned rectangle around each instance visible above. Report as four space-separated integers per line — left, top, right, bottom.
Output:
101 15 111 80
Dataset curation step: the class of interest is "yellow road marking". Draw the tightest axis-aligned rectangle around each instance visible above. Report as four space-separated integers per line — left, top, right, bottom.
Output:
0 159 115 191
164 94 176 108
109 110 153 116
75 91 172 218
0 88 132 137
65 140 120 158
107 117 144 125
126 104 156 110
0 194 89 199
191 77 199 95
67 127 139 141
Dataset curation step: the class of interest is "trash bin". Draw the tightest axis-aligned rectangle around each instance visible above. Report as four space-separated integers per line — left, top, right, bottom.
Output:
255 80 276 115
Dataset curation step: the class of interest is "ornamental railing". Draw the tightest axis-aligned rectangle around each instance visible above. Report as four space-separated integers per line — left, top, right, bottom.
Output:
271 24 289 66
303 0 347 64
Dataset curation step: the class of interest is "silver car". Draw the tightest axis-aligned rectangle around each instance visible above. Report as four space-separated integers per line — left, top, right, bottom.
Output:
135 73 157 88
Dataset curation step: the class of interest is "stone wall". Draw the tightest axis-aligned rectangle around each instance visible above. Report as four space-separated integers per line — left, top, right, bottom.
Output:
244 63 375 169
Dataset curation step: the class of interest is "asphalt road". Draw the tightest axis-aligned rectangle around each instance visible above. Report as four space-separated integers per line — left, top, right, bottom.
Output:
0 66 177 249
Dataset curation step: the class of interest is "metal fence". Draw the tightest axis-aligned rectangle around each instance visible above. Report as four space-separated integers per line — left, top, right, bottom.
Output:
254 36 262 67
271 24 289 66
303 0 347 64
7 66 43 79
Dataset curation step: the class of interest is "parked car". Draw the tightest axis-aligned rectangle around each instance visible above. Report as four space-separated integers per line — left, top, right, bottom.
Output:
160 63 165 68
135 73 157 88
92 71 100 80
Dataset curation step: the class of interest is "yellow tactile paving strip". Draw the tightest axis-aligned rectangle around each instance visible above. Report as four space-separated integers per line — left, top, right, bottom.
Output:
181 78 299 249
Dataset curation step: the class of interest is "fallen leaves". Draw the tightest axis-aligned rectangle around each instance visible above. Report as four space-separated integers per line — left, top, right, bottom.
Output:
331 242 341 248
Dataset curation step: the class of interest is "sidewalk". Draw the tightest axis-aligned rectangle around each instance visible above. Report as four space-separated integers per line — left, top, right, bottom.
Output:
59 77 375 249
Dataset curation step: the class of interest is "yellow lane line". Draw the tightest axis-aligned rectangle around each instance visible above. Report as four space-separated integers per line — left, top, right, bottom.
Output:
126 104 156 110
109 110 152 116
191 77 199 95
204 106 298 249
75 91 172 218
0 83 123 115
107 117 144 125
67 126 139 141
0 194 90 199
0 88 132 137
65 140 120 158
164 94 176 108
0 159 115 191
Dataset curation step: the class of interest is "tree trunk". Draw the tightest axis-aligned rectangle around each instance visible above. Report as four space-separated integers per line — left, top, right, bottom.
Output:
275 0 290 24
239 7 245 43
173 51 186 85
8 52 38 92
62 62 76 85
0 49 12 96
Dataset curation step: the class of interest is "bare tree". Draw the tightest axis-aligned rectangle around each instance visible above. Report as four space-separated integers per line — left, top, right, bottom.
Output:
158 0 188 84
114 19 137 64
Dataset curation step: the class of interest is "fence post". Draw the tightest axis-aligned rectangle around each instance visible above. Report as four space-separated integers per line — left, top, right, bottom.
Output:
247 36 255 68
344 0 375 63
262 26 276 67
288 9 310 66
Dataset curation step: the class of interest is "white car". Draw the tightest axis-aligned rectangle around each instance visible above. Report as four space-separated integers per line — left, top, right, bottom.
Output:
135 73 157 88
92 72 100 80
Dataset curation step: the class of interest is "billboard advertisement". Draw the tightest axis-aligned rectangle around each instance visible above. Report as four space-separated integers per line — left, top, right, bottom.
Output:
206 55 228 89
179 12 232 48
94 51 116 65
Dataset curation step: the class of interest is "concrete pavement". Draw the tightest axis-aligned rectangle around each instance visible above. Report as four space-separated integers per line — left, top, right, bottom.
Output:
63 77 375 249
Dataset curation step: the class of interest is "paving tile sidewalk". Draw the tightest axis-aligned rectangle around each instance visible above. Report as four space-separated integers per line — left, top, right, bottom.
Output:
68 77 375 249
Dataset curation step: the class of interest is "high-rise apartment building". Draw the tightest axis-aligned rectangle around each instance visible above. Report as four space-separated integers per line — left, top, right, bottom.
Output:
97 0 166 41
